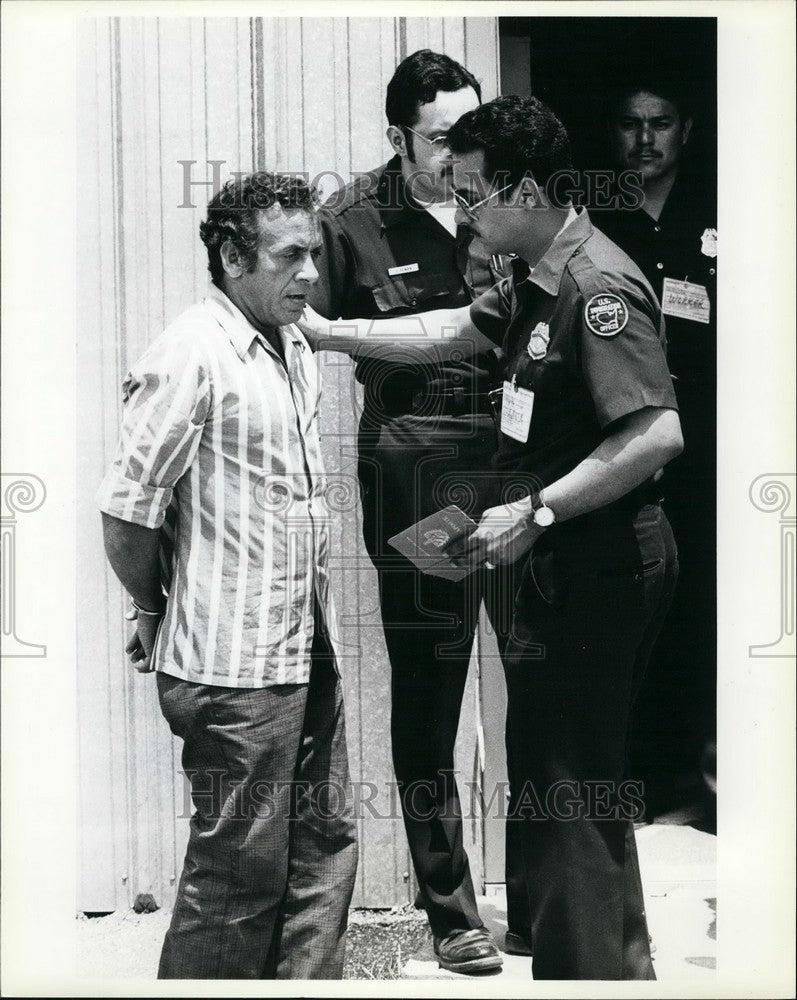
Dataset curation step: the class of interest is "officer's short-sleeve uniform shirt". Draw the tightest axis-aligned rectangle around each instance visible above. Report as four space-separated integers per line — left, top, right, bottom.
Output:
308 156 510 544
309 155 507 412
470 209 678 490
596 171 716 482
596 170 717 325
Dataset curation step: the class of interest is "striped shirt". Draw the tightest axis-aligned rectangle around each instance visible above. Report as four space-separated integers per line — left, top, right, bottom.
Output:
97 284 339 687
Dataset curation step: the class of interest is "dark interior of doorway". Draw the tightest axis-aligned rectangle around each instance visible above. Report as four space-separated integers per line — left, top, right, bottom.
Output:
499 16 716 178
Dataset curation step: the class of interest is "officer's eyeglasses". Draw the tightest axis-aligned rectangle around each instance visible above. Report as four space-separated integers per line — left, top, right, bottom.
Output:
453 183 514 221
402 125 450 151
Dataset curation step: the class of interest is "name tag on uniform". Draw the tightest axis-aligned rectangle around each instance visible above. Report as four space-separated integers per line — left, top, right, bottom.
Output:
661 278 711 324
501 380 534 442
388 263 420 277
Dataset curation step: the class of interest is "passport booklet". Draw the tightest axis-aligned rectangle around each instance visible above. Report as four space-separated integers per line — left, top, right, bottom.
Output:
387 505 479 582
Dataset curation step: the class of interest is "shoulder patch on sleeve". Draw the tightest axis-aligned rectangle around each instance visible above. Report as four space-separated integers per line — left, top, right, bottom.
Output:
584 293 629 337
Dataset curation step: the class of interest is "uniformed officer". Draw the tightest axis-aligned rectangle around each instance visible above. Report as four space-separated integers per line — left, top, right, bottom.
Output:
307 51 527 973
300 94 683 980
598 78 717 812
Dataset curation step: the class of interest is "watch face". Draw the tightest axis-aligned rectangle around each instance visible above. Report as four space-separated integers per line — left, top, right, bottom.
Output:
534 505 555 527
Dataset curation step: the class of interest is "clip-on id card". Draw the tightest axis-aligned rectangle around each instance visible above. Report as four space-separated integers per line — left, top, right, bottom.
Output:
500 377 534 443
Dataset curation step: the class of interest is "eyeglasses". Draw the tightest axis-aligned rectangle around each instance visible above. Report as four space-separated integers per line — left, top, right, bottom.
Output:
452 183 514 221
402 125 450 151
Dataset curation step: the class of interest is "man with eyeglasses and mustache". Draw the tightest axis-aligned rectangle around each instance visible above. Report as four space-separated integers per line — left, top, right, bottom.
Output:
307 49 528 974
301 94 684 980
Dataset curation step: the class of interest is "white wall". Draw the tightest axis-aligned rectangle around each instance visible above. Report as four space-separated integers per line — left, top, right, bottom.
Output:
76 14 500 911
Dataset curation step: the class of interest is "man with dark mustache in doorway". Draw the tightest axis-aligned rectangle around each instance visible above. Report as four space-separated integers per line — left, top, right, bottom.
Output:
599 74 717 818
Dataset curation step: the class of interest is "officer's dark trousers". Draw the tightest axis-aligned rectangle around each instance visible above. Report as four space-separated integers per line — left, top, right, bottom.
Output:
155 627 358 979
359 408 529 942
373 558 527 939
499 503 678 980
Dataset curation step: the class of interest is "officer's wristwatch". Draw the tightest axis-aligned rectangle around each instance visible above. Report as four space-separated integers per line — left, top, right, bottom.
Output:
530 491 555 528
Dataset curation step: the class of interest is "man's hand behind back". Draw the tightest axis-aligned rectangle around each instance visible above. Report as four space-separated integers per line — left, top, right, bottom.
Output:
124 605 163 673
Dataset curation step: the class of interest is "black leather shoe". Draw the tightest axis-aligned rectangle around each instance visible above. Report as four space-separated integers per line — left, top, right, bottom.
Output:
433 927 503 974
503 929 533 956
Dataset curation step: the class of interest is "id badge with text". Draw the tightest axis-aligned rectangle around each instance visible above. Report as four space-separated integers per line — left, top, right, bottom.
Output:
500 380 534 442
661 277 711 324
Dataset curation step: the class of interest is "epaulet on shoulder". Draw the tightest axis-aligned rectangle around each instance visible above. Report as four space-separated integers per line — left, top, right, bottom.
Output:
566 239 642 302
565 245 605 297
318 166 384 219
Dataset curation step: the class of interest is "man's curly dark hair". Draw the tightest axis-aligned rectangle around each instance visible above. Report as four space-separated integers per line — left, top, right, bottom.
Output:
446 95 574 201
199 172 318 286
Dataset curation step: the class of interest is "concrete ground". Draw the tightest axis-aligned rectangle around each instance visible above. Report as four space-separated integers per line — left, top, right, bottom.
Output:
76 817 715 982
403 817 716 981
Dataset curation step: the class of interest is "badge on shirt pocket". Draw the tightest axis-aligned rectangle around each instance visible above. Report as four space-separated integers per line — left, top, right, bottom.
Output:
527 322 550 360
700 228 717 258
501 377 534 443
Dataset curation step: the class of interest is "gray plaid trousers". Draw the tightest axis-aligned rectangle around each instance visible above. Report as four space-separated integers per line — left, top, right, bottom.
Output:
156 638 358 979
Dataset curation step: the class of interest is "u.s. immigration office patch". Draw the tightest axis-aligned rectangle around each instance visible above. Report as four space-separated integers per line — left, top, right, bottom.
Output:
584 293 629 337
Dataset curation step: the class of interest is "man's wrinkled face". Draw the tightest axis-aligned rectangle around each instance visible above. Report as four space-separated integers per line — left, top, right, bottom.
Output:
404 85 480 201
237 207 322 328
610 91 692 184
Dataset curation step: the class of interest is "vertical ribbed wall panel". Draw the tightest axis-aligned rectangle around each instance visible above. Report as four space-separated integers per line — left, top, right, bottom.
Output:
77 15 499 912
77 16 131 913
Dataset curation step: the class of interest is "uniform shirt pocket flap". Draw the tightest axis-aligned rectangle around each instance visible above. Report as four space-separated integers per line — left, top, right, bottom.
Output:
372 274 460 314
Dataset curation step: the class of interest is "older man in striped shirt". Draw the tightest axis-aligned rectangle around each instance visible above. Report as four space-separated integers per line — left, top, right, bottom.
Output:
97 173 358 979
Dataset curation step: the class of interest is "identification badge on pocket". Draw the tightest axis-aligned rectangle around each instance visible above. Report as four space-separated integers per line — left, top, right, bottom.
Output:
501 379 534 442
661 278 711 324
388 262 419 277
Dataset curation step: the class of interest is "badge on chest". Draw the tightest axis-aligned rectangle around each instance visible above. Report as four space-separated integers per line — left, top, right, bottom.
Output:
700 228 717 258
527 321 550 360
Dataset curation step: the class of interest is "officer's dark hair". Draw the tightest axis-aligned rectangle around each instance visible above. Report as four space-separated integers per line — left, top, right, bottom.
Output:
200 172 318 287
605 74 694 123
446 95 574 201
386 49 481 158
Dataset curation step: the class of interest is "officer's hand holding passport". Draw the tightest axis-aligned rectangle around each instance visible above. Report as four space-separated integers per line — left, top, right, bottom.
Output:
444 497 544 569
387 499 544 578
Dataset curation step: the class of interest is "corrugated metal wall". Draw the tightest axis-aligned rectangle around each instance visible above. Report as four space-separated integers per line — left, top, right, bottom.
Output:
77 15 501 912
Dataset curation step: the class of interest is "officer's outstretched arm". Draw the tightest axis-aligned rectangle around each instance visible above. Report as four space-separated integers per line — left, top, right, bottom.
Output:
297 303 496 360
